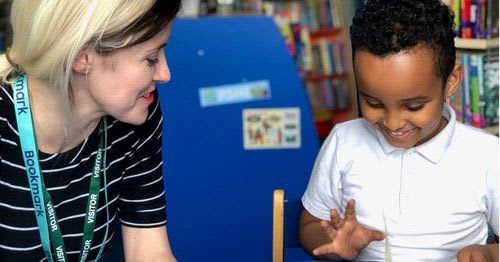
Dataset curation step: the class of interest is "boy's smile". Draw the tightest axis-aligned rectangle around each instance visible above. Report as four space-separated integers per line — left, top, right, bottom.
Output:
354 47 459 148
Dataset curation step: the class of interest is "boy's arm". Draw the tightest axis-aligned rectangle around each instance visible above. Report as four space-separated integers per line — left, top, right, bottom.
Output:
457 243 498 262
299 209 343 260
299 200 385 260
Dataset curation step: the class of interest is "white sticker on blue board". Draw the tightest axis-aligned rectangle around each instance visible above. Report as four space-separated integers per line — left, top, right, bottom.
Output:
243 107 301 149
199 80 271 107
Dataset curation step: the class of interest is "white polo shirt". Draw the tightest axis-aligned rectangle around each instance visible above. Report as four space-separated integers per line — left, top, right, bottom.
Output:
302 104 499 261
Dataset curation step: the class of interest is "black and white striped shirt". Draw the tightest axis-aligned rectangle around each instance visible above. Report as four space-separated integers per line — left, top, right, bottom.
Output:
0 85 167 261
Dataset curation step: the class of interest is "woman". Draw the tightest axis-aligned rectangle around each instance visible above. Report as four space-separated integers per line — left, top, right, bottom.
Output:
0 0 181 261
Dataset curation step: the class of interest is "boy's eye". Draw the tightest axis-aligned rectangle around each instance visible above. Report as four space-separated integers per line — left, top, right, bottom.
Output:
365 99 384 109
146 58 160 67
405 103 425 111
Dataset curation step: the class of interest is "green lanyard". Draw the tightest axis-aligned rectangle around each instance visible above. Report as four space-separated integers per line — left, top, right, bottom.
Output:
13 74 106 262
45 126 104 262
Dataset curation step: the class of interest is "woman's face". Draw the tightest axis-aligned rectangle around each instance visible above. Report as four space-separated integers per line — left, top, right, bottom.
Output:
86 24 172 125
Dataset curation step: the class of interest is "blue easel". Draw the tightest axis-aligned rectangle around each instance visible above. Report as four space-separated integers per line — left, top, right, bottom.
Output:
158 17 319 261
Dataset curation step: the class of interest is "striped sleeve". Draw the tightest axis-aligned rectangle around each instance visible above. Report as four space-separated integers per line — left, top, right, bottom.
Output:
118 93 167 228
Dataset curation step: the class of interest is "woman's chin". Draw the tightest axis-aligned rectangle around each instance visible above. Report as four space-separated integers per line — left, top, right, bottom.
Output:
114 112 148 126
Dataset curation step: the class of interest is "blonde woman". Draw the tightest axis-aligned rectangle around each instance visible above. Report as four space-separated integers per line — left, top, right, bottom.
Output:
0 0 181 261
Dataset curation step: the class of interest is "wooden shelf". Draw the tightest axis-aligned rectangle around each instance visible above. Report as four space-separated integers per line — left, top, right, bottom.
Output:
310 28 343 38
484 125 499 135
454 38 499 50
302 72 348 81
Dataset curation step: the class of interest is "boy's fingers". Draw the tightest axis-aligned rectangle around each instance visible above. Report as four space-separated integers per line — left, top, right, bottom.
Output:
320 220 337 239
345 199 357 220
456 248 473 262
369 229 385 241
312 243 334 256
330 209 342 228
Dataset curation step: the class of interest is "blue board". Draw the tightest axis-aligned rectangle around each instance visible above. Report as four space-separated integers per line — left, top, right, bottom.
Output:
158 17 319 261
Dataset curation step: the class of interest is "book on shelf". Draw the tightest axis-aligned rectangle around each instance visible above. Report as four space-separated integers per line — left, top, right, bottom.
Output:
469 54 481 127
483 53 499 127
304 78 351 112
318 38 333 74
263 0 346 30
264 0 357 138
448 0 498 39
450 52 498 129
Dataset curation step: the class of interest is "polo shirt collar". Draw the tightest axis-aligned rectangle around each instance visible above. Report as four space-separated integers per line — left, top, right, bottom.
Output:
374 103 456 162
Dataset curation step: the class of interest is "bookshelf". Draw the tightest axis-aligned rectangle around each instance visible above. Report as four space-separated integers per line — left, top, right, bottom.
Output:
445 0 499 135
263 0 360 139
454 37 499 50
188 0 361 139
484 125 499 135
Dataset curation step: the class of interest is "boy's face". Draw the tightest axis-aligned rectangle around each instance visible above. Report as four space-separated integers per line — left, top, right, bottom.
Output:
354 47 459 148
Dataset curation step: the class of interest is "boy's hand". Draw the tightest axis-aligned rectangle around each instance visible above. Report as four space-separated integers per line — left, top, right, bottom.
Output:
312 199 385 260
457 244 499 262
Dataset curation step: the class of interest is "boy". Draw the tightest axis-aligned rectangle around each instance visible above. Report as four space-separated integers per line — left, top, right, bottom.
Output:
299 0 499 261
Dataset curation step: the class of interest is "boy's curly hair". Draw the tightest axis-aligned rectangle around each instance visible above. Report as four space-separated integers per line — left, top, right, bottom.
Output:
350 0 456 86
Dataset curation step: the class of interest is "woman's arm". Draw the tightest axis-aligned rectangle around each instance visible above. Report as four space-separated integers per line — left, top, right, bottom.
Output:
122 225 176 262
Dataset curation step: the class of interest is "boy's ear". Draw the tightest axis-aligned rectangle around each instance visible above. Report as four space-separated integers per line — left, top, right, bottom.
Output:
72 49 94 74
444 63 463 98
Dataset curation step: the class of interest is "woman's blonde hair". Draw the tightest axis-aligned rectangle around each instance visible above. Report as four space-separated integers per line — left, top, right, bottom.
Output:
0 0 180 109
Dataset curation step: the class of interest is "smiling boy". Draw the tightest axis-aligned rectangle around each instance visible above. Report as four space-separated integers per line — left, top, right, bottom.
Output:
299 0 499 261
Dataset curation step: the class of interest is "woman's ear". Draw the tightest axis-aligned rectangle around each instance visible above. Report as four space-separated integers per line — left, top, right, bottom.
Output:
72 49 93 74
444 63 463 98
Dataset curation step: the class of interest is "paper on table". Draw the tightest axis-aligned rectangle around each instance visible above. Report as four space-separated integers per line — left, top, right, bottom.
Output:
383 209 392 262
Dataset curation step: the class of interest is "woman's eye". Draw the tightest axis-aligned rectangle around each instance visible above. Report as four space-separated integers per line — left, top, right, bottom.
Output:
146 58 160 66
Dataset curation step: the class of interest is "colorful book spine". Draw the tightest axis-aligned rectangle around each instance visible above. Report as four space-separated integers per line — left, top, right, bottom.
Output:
338 43 346 73
307 0 320 31
336 79 349 109
452 0 461 36
470 0 478 38
483 55 499 125
461 0 472 38
318 0 329 28
335 0 345 27
327 42 337 74
319 38 333 74
476 54 487 127
450 85 464 123
450 52 463 122
300 27 313 71
331 43 344 74
312 46 323 73
473 0 483 38
461 53 471 124
305 82 320 109
469 54 481 127
328 0 336 28
479 0 487 38
323 79 335 109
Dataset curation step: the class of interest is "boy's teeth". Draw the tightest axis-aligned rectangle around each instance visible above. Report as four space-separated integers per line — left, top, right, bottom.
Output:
143 93 150 98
